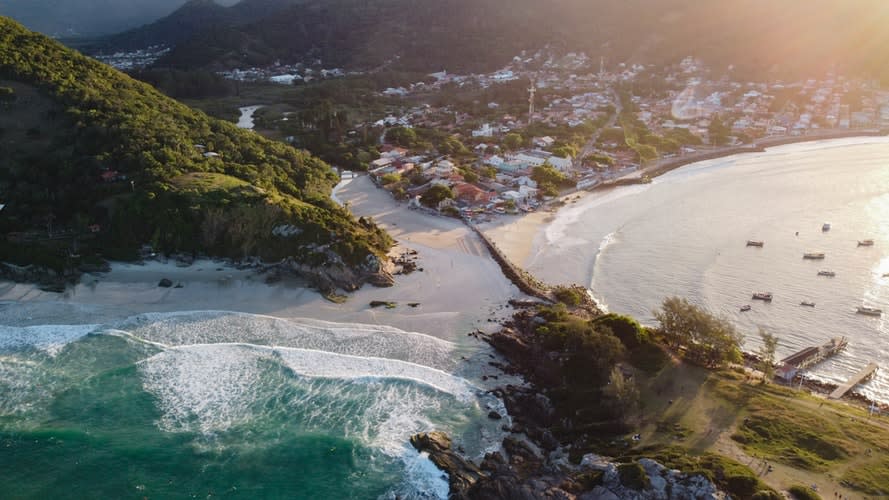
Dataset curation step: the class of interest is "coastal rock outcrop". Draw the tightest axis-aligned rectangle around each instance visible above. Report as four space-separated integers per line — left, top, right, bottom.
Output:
410 431 486 497
579 454 724 500
276 251 394 292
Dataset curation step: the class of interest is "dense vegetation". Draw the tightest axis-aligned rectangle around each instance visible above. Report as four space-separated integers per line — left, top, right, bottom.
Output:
110 0 889 83
0 17 390 274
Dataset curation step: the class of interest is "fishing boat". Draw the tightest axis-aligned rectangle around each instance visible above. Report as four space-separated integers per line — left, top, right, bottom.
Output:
800 301 816 307
817 270 836 277
740 305 752 312
856 306 883 317
746 240 764 247
752 292 773 301
822 222 831 231
803 252 825 259
858 239 874 247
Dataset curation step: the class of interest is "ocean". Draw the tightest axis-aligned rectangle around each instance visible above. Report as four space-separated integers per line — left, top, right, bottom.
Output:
0 307 506 499
528 136 889 403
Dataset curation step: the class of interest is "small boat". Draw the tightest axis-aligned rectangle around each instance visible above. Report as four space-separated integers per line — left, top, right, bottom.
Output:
858 239 874 246
803 252 825 259
817 270 836 277
800 301 816 307
746 240 764 247
740 305 752 312
752 292 773 301
822 222 831 231
857 306 883 317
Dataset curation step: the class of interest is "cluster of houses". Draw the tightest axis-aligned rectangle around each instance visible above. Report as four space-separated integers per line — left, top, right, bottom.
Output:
219 63 347 85
367 145 556 218
636 61 889 142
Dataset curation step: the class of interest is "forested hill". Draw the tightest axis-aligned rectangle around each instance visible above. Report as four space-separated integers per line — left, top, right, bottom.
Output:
147 0 889 81
0 17 391 282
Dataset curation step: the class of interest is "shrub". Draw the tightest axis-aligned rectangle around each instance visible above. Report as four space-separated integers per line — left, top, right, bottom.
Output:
617 462 649 490
788 485 822 500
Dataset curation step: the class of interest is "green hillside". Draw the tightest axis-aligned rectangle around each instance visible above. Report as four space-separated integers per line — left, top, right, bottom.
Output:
0 17 391 284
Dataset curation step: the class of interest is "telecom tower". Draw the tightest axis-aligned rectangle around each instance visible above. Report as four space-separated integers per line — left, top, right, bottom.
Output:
528 78 536 123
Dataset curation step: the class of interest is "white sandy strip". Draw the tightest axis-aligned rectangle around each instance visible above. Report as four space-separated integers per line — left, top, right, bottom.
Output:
0 175 520 341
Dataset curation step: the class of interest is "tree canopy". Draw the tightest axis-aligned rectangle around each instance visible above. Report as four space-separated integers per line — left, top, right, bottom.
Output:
0 17 391 270
653 296 743 367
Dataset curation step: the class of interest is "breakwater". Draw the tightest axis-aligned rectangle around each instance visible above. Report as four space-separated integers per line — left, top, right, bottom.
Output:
467 223 554 303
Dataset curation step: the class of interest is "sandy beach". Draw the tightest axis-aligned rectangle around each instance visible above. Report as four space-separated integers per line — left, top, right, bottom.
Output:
0 175 519 342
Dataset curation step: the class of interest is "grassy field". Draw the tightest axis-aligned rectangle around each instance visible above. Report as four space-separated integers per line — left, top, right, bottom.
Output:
630 361 889 499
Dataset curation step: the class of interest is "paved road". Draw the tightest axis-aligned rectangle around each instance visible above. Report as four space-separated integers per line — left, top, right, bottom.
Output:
574 87 622 169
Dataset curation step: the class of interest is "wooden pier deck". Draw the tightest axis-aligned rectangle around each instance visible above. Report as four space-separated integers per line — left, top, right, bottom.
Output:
829 362 879 400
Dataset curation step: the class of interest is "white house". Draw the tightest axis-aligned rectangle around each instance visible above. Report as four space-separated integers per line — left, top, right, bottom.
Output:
515 176 538 188
472 123 495 138
484 155 505 167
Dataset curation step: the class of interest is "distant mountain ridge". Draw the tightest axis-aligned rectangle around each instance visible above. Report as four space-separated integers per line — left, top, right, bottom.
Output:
98 0 304 52
94 0 889 82
0 0 240 36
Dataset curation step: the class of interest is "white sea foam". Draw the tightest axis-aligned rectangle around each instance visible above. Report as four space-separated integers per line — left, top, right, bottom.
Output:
117 311 458 371
385 449 449 500
0 324 98 356
139 342 476 437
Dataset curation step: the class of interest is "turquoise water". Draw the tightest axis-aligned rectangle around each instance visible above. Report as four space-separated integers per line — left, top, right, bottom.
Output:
0 311 504 499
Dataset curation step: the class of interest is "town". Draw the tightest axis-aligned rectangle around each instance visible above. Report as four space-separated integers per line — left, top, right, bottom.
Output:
98 46 889 221
300 50 889 220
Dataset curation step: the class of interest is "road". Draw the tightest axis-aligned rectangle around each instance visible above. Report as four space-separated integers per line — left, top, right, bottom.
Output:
573 87 622 169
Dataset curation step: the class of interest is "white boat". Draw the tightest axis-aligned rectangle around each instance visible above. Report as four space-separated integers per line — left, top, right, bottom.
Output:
803 252 825 259
752 292 773 301
857 306 882 317
740 305 752 312
822 222 831 231
817 270 836 277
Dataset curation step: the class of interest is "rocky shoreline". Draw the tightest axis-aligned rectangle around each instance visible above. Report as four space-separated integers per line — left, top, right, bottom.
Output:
411 307 732 500
1 249 398 296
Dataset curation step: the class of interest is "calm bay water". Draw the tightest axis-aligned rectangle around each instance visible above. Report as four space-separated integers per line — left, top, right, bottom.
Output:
528 137 889 402
0 309 504 499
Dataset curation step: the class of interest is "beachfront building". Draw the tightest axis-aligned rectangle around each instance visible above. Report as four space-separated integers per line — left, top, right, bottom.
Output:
506 150 572 172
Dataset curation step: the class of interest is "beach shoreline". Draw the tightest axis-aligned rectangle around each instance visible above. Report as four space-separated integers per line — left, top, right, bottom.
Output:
1 175 521 343
480 131 889 270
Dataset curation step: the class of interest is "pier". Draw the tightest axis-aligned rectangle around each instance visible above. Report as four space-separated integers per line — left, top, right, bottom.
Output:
776 337 848 381
829 362 879 400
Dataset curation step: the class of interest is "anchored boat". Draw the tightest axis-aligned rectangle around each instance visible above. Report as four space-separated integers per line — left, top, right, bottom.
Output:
822 222 831 231
857 306 883 317
858 239 874 246
746 240 764 247
752 292 773 301
800 301 816 307
803 252 825 259
817 270 836 277
740 304 752 312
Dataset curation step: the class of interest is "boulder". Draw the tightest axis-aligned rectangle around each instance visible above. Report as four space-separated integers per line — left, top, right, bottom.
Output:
410 431 486 496
158 278 173 288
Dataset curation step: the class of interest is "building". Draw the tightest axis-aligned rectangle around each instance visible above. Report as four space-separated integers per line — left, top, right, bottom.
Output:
472 123 495 138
